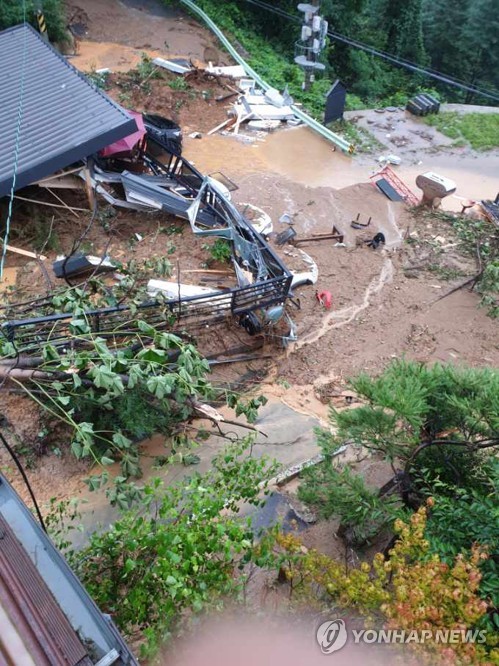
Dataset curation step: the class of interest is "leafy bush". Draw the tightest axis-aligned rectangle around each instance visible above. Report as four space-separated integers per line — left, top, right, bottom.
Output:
424 463 499 635
71 440 279 657
326 360 499 464
278 506 498 664
298 463 403 546
203 238 232 264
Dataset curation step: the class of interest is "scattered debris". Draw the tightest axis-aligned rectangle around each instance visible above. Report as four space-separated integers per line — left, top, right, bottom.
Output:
207 116 238 136
406 93 440 116
143 114 182 154
276 227 297 246
366 232 386 249
205 63 245 78
152 57 192 74
316 290 332 309
481 198 499 227
247 119 281 132
147 279 219 299
378 154 401 166
100 110 146 157
291 226 344 246
370 166 419 206
240 203 273 235
416 172 457 207
237 93 295 121
290 250 318 289
351 213 371 229
4 244 47 261
53 254 115 279
279 213 293 225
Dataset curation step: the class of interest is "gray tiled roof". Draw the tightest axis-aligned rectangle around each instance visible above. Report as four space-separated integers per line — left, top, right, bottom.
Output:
0 24 137 197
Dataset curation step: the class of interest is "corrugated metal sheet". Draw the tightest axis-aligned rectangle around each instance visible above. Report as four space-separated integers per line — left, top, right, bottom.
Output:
0 514 93 665
0 24 137 197
0 475 139 665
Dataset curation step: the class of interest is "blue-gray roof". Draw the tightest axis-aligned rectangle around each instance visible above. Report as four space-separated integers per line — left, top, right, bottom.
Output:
0 24 137 197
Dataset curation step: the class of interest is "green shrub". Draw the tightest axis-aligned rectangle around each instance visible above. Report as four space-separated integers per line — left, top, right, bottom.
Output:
71 440 279 657
0 0 68 43
425 112 499 150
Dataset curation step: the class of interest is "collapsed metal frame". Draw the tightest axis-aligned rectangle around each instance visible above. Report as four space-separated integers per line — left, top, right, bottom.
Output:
2 145 293 352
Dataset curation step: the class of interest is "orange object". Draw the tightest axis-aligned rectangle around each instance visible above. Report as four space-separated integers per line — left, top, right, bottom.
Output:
316 290 332 309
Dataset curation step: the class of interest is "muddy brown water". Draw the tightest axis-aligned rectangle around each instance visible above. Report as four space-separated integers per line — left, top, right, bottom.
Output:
263 126 499 209
186 126 499 212
70 41 164 72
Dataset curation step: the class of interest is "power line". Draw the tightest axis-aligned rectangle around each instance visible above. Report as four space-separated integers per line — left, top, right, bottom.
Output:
243 0 498 93
0 431 47 532
1 1 29 280
240 0 499 103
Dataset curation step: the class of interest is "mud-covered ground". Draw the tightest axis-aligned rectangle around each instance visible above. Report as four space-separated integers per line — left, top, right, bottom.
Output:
0 0 497 533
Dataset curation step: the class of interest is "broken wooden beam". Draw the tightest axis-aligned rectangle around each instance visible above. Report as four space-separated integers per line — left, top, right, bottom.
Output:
4 244 47 261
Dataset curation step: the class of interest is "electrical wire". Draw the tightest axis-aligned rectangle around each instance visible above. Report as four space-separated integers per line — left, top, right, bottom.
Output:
0 431 47 532
244 0 494 91
239 0 499 103
1 1 29 279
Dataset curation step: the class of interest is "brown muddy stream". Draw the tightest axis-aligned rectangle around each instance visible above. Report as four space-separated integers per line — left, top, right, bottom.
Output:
186 125 499 211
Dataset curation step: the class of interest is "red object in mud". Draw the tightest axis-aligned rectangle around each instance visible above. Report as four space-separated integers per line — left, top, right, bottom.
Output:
316 290 332 309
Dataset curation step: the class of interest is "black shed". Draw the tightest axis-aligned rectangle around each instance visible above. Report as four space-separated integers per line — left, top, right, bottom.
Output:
0 24 137 198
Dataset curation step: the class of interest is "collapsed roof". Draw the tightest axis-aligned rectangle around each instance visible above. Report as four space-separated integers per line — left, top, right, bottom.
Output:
0 24 137 198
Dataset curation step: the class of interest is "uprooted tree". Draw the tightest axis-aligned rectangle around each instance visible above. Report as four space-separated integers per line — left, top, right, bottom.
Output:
0 263 267 504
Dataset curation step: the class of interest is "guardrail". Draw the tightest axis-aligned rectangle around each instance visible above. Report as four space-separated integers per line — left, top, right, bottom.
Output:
180 0 354 153
2 186 292 352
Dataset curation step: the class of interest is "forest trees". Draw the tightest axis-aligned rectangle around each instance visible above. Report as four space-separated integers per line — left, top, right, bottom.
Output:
229 0 499 105
0 0 67 42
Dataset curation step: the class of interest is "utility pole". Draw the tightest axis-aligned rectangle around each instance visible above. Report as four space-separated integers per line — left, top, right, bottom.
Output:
34 0 49 42
294 1 328 90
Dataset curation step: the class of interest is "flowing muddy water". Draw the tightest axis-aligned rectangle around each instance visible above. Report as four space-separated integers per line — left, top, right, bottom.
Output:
259 127 499 209
187 126 499 212
294 257 395 349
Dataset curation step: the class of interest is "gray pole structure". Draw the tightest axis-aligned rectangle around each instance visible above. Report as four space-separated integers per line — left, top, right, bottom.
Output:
305 0 319 90
294 1 327 91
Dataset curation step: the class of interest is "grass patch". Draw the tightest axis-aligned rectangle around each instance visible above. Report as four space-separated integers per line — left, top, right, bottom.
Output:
424 112 499 150
329 120 384 153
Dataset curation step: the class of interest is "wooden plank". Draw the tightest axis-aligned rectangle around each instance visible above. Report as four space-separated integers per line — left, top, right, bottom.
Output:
83 163 95 211
207 117 236 135
4 244 47 261
13 195 89 212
